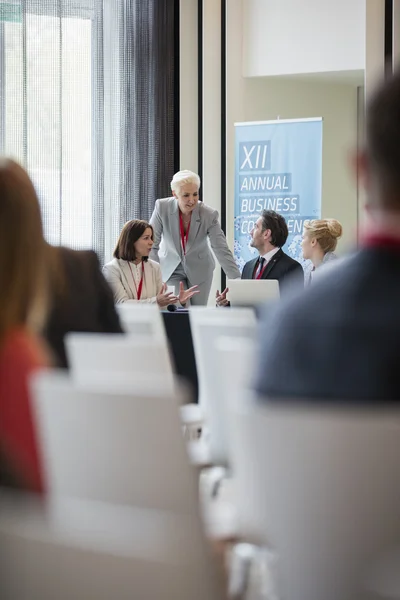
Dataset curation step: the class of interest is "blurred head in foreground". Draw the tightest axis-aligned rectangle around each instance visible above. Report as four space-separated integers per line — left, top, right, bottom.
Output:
0 159 47 343
356 70 400 226
254 70 400 402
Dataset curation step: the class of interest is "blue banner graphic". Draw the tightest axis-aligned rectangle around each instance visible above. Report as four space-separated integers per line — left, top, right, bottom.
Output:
234 118 323 270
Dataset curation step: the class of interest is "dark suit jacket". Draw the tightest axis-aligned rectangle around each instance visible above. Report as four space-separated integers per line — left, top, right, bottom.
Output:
242 249 304 294
255 246 400 402
44 248 123 368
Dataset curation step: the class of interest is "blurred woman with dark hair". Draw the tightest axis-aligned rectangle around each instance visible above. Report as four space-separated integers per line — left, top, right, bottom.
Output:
0 159 49 492
103 219 198 307
44 244 123 368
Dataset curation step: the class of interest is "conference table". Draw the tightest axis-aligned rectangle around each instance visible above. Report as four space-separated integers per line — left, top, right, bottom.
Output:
161 310 199 403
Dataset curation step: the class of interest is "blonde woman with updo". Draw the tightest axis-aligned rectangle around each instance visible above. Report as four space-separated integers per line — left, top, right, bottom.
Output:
149 170 240 305
301 218 343 285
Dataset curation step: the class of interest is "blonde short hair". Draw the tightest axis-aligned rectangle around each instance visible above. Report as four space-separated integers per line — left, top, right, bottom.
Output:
170 170 201 194
304 218 343 254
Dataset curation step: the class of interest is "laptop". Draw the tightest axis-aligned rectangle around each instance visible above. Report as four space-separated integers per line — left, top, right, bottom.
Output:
226 278 280 307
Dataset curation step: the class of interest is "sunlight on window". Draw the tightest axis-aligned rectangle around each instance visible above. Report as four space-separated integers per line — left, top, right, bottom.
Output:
4 13 92 248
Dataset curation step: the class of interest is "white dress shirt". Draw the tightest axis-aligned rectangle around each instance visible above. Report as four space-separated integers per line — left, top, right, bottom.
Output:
260 247 280 263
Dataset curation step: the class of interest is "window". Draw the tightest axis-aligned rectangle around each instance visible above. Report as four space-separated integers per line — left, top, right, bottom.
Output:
0 0 93 248
0 0 178 262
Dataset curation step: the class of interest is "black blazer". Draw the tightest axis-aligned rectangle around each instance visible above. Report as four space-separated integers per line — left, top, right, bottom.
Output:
255 246 400 402
242 249 304 294
44 248 123 368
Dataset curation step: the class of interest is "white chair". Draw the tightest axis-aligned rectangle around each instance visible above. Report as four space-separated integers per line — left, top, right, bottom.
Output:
65 332 174 388
31 371 198 514
0 493 223 600
189 307 257 460
229 401 400 600
211 336 256 465
116 303 167 342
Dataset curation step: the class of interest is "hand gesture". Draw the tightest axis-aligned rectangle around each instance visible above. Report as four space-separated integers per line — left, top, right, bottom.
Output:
156 283 178 307
216 287 229 307
179 282 199 306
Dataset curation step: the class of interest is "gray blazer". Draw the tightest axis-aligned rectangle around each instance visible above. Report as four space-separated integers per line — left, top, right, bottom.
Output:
149 197 240 284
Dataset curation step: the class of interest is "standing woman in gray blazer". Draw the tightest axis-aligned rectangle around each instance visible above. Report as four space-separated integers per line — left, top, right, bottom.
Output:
149 170 240 305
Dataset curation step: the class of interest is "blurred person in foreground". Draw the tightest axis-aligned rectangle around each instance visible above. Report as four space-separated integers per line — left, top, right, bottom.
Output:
302 218 343 286
150 170 240 305
256 70 400 401
0 159 48 492
216 210 304 306
44 244 123 369
103 219 198 307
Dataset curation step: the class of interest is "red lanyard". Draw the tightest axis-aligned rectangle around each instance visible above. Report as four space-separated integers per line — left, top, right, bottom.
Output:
128 261 145 300
254 260 268 280
179 212 191 255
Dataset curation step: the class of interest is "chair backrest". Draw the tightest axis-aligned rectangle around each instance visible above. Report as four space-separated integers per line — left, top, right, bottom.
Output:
211 336 256 464
189 308 257 418
116 304 167 341
66 332 174 387
229 401 400 600
31 371 197 513
0 495 222 600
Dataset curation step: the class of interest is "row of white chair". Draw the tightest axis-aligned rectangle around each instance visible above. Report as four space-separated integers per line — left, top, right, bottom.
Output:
185 306 400 600
67 304 260 467
13 364 224 599
26 302 400 600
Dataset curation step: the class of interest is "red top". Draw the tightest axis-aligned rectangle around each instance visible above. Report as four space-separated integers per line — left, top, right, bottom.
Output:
362 230 400 251
179 211 191 255
0 328 48 493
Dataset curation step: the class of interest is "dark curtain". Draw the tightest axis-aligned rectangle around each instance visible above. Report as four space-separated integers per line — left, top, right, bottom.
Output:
93 0 177 262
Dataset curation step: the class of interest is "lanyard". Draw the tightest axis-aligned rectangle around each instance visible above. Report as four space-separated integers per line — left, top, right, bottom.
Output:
128 261 145 300
179 212 191 255
254 260 268 280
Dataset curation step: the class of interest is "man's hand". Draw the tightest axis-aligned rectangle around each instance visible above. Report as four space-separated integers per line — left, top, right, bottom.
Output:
216 287 229 307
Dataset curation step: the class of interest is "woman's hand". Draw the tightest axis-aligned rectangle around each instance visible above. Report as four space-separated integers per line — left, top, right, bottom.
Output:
156 283 178 307
179 282 199 306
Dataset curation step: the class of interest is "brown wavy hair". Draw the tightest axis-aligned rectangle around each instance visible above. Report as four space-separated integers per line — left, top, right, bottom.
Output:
113 219 153 262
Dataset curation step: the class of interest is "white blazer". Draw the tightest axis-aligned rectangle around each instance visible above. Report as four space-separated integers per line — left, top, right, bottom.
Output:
103 258 163 304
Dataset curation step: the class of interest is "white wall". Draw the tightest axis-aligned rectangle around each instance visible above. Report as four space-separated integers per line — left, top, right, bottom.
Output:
202 0 223 301
243 0 365 79
179 0 198 172
227 0 359 255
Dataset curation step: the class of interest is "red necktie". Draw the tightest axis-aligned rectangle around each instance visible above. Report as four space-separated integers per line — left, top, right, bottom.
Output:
254 257 266 279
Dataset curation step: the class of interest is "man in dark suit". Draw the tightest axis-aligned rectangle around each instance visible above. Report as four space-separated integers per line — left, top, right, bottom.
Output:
216 209 303 305
256 70 400 402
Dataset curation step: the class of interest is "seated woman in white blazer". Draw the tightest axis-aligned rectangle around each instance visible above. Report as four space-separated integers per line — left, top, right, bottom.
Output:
103 219 198 306
149 170 241 306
